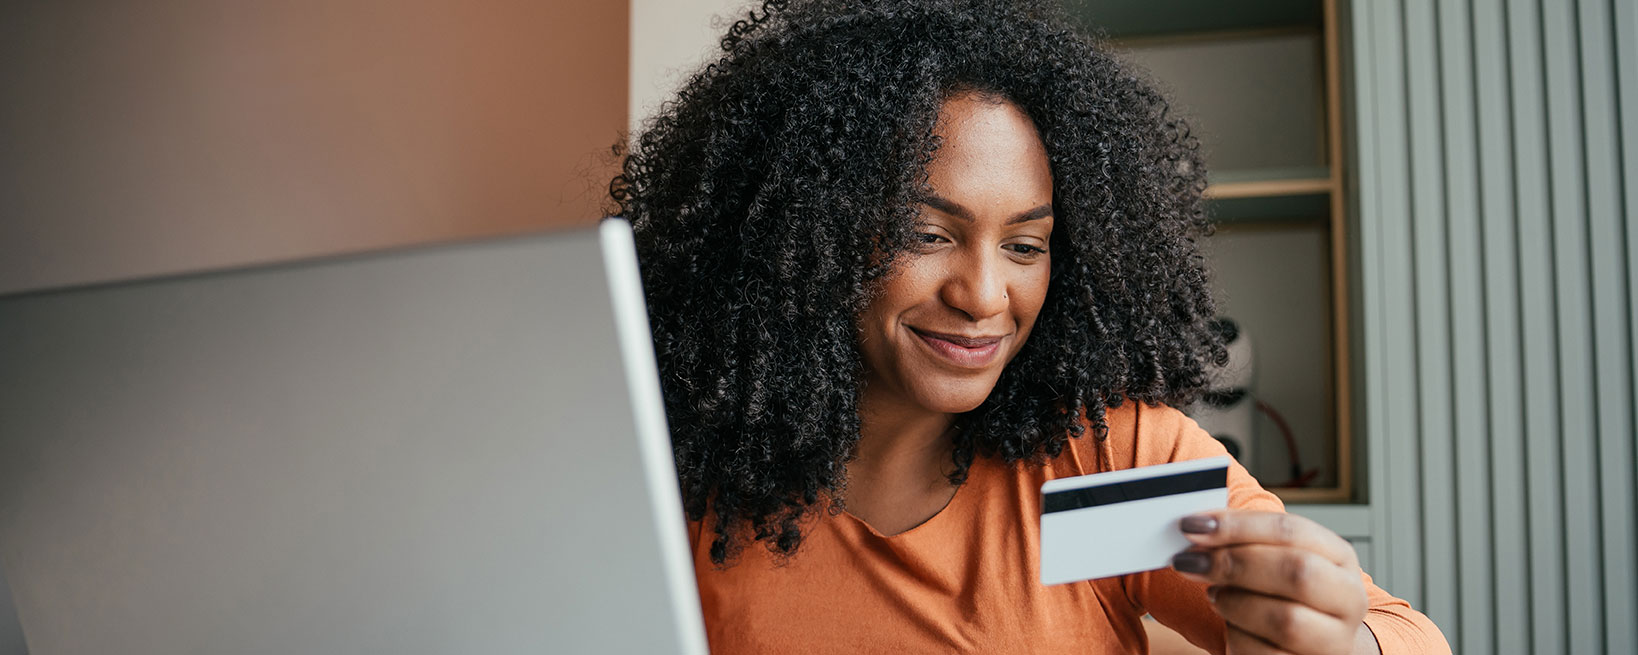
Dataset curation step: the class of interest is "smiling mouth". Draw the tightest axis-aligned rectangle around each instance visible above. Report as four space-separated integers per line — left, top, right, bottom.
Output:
910 328 1007 368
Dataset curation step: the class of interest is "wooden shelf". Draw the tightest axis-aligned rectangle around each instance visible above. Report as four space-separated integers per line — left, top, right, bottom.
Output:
1204 167 1333 224
1206 166 1334 197
1272 486 1353 505
1206 177 1332 199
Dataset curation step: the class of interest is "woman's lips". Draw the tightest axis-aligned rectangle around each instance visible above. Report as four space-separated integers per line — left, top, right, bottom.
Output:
911 328 1005 368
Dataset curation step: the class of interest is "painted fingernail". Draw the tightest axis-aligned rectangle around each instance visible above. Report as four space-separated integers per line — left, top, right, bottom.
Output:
1171 551 1211 574
1180 515 1219 534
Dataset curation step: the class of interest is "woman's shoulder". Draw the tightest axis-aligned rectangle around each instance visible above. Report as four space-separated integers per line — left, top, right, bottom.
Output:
1092 401 1284 513
1063 401 1234 474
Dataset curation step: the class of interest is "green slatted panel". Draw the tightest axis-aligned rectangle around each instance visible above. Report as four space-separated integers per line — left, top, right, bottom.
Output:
1404 0 1459 637
1620 0 1638 647
1366 0 1426 608
1434 0 1492 650
1621 19 1638 608
1472 0 1532 652
1347 0 1393 584
1355 0 1638 651
1584 0 1638 652
1540 1 1603 651
1502 0 1569 651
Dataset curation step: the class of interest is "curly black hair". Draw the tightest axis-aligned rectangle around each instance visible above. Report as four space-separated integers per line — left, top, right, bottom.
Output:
611 0 1225 565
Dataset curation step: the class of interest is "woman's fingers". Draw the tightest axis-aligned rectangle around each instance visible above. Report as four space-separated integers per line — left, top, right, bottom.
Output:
1214 587 1357 655
1180 510 1358 568
1171 510 1368 654
1171 543 1367 619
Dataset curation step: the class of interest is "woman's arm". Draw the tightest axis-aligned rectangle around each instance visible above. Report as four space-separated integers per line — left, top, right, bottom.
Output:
1146 618 1378 655
1110 404 1448 655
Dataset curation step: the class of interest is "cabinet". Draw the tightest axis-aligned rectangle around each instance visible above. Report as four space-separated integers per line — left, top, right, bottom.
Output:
1068 0 1353 503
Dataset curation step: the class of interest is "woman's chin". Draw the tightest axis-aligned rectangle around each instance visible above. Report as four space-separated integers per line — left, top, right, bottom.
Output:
911 381 1000 415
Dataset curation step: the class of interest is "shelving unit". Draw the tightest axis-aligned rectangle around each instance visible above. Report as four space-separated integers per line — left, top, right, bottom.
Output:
1069 0 1353 504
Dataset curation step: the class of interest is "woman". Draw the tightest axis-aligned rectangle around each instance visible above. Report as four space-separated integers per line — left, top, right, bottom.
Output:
612 1 1449 653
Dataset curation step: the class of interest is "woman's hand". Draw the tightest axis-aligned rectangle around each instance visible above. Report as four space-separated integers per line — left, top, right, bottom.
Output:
1168 510 1377 655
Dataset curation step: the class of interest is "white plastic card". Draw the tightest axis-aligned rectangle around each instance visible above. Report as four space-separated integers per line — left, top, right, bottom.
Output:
1039 456 1231 585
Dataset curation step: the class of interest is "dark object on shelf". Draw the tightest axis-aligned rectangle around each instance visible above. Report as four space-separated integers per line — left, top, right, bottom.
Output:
1070 0 1321 39
1202 388 1247 408
1208 316 1241 344
1256 399 1320 488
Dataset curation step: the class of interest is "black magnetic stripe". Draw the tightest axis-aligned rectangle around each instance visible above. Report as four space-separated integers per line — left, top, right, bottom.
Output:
1042 467 1227 514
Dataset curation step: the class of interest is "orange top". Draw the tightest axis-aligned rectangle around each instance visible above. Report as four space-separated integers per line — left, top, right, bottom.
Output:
688 402 1449 654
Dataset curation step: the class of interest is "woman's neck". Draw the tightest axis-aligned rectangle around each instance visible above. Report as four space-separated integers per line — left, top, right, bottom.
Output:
842 390 962 535
849 390 958 493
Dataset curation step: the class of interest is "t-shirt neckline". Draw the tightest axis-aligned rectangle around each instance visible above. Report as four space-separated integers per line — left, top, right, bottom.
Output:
838 454 987 540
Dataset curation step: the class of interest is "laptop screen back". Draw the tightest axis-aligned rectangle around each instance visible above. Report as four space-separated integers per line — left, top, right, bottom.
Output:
0 222 705 654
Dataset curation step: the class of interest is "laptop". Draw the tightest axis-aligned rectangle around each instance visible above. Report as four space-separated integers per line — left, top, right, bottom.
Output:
0 219 707 654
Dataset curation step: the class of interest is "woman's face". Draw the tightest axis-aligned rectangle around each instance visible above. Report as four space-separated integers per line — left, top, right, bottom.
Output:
858 93 1054 416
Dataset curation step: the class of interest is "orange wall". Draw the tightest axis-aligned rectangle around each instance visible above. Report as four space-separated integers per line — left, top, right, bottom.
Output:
0 1 628 294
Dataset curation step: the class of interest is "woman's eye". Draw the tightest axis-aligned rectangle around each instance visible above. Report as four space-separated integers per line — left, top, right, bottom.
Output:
915 232 947 245
1006 243 1047 256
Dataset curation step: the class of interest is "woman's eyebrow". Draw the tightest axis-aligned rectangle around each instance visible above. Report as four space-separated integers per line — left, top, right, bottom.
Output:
919 193 1054 224
1009 204 1054 224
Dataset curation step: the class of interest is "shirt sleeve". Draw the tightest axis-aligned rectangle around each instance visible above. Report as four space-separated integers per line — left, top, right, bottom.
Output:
1111 403 1450 655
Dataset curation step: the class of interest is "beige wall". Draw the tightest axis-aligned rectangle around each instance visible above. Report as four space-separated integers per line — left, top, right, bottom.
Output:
629 0 752 134
0 0 628 295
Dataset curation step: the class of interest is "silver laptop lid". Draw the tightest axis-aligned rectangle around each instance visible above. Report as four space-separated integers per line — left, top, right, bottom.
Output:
0 220 706 655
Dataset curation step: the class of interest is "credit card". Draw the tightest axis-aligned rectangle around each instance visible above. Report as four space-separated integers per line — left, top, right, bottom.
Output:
1039 455 1230 585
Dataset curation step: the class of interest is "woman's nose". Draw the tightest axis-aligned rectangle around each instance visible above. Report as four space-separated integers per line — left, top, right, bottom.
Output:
940 252 1009 321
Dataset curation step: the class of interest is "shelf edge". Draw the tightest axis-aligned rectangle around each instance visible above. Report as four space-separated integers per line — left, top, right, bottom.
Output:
1205 177 1336 199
